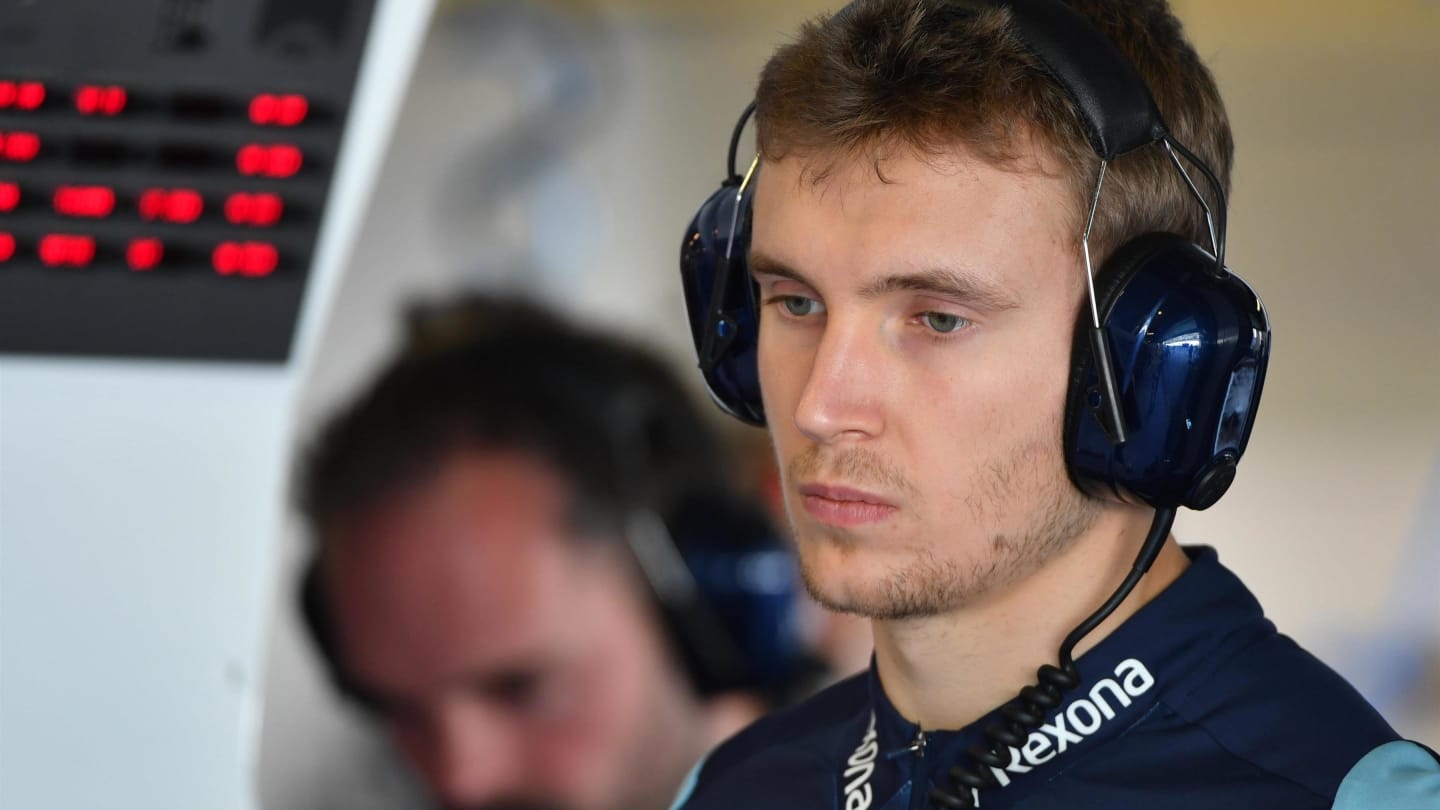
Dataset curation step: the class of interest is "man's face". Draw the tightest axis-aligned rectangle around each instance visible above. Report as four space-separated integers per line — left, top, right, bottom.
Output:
323 452 697 810
751 146 1100 620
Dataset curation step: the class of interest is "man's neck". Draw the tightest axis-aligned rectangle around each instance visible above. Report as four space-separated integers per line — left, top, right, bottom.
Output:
870 509 1190 731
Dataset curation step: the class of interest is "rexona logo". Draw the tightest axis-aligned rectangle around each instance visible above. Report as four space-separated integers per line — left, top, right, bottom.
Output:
986 657 1156 793
842 712 879 810
838 658 1155 809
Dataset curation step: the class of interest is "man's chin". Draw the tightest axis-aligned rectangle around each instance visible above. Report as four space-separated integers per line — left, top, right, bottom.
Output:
796 537 909 618
799 565 929 620
799 572 875 618
453 800 567 810
795 531 987 621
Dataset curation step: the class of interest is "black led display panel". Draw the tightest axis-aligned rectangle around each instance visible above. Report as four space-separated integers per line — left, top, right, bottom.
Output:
0 0 379 362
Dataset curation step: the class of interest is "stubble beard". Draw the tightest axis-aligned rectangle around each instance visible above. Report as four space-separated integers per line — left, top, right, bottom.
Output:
788 435 1101 621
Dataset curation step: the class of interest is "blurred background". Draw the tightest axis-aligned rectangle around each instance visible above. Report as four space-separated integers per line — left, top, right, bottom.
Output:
0 1 1435 808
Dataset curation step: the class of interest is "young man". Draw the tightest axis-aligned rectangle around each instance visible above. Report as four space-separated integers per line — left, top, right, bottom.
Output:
671 0 1409 807
297 296 820 810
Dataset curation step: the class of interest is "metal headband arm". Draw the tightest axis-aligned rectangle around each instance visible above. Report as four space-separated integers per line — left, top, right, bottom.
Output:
1081 160 1128 445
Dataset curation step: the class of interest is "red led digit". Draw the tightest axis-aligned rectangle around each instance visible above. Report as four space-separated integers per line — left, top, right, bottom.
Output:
127 238 163 271
276 95 308 126
251 193 283 225
2 132 40 162
249 94 278 125
89 187 115 217
0 233 14 262
240 242 278 276
39 235 92 267
266 145 301 178
54 185 115 218
0 82 15 108
93 188 116 217
39 235 67 266
0 182 19 212
224 192 253 224
165 189 203 223
250 94 307 126
138 189 167 220
101 87 127 115
53 187 76 215
213 242 243 275
237 144 303 177
237 144 267 175
138 189 204 222
75 85 125 116
16 82 44 110
75 85 102 114
226 192 283 226
69 235 95 266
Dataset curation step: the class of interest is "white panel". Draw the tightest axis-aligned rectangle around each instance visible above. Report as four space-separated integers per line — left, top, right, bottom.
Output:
0 359 288 810
0 0 434 807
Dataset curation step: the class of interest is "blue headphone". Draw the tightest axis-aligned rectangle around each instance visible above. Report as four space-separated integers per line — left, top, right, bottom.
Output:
679 0 1271 512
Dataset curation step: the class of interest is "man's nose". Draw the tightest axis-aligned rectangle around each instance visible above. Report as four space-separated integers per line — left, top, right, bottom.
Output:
412 704 527 808
793 316 886 444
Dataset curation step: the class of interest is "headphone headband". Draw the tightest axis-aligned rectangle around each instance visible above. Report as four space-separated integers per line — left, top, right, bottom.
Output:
966 0 1166 158
824 0 1166 159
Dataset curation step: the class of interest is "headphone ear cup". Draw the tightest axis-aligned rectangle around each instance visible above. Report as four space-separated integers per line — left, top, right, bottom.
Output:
658 492 820 701
1066 233 1271 509
680 182 765 425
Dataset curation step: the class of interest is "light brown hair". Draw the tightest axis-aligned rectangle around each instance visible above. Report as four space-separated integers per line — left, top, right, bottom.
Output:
754 0 1231 261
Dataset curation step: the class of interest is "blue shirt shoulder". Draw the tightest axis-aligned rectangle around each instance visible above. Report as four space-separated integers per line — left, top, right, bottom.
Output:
1023 631 1400 809
685 671 871 809
677 548 1402 810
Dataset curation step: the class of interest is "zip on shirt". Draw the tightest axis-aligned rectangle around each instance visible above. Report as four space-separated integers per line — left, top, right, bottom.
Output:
884 729 930 810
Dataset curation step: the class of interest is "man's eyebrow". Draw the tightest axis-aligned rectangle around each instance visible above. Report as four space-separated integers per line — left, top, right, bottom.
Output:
749 252 1020 313
748 252 816 288
859 268 1020 312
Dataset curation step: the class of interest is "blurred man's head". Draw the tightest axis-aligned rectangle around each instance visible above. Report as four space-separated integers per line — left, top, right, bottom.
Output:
298 297 791 810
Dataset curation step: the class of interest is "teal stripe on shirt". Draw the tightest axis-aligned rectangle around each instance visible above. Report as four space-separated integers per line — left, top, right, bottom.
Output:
668 755 707 810
1334 740 1440 809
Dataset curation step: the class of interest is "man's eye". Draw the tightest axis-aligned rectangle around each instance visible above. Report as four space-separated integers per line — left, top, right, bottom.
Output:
781 296 824 317
922 312 970 334
491 672 543 707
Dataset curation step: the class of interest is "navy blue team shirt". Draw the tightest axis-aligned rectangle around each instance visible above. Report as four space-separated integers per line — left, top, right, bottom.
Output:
673 546 1400 809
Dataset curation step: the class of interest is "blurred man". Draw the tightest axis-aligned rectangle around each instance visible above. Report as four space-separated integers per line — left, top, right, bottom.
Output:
672 0 1413 808
297 296 820 810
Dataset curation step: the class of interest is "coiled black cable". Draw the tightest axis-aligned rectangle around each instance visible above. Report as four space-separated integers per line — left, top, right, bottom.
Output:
928 507 1179 808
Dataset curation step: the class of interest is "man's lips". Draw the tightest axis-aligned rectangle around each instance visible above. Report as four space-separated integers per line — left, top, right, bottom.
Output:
797 483 898 527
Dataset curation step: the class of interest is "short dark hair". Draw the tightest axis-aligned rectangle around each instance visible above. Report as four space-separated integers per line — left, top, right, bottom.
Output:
298 294 731 545
755 0 1232 261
